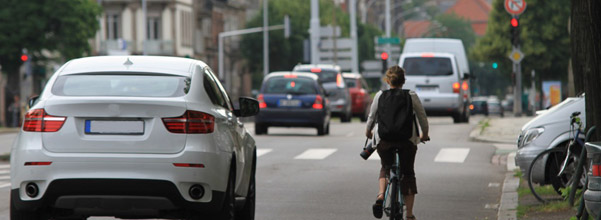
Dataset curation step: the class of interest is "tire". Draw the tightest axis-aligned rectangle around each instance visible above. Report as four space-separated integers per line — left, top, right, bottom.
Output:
388 178 400 220
324 122 330 135
317 124 325 136
360 110 368 122
254 124 267 135
340 112 351 123
218 167 236 220
237 150 256 220
11 194 42 220
452 114 461 123
528 148 573 203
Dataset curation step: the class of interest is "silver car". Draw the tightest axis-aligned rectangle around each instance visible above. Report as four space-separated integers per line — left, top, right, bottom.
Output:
10 56 258 219
516 95 585 187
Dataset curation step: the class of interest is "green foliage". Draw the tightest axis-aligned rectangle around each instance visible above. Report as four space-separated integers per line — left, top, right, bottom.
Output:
240 0 382 89
471 0 570 85
427 13 477 49
0 0 101 74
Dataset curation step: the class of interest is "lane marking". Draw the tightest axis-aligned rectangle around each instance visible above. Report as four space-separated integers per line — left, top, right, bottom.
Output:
0 164 10 169
257 149 272 157
0 176 9 180
0 170 9 175
294 149 337 160
0 182 10 189
368 151 381 161
346 132 355 137
434 148 470 163
488 182 501 187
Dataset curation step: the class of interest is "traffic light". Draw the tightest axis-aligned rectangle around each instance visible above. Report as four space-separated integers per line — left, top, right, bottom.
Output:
20 54 28 62
510 17 519 46
492 62 498 69
380 52 388 75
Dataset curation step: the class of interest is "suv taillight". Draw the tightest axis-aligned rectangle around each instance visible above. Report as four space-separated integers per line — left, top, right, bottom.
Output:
23 109 66 132
592 154 601 177
313 95 324 109
257 94 267 108
452 82 460 93
162 110 214 134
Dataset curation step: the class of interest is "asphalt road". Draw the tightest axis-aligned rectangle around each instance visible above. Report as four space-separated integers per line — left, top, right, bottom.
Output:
0 115 506 220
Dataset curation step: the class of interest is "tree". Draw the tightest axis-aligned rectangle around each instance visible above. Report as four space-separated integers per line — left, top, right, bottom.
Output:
240 0 382 89
571 0 601 141
0 0 101 93
427 13 477 49
471 0 570 91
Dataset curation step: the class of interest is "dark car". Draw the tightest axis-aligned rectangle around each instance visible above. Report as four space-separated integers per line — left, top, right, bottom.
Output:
255 72 331 135
343 72 372 122
292 64 352 122
470 97 489 116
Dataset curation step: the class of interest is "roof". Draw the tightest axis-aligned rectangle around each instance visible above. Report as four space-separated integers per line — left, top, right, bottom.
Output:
292 64 342 72
445 0 491 36
265 71 320 81
59 56 205 76
403 21 432 38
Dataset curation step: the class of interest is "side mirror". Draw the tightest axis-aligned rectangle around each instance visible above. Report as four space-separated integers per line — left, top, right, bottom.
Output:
462 73 471 80
234 97 260 117
28 95 39 108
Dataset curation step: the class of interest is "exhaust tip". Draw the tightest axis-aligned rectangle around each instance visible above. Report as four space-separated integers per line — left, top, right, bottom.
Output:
25 183 39 198
189 184 205 200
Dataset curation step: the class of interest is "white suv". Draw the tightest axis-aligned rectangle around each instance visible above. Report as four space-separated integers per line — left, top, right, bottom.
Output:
10 56 258 220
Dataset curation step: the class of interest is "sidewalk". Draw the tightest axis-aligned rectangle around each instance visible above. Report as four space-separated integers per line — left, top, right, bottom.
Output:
470 115 534 220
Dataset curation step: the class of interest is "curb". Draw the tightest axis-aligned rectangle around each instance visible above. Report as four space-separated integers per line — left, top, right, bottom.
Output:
498 152 518 220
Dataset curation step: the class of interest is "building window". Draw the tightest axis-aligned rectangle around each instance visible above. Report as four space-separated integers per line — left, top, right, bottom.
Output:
106 13 121 40
147 16 161 40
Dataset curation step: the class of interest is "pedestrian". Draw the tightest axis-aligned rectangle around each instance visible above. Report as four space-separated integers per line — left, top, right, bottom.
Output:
366 65 429 220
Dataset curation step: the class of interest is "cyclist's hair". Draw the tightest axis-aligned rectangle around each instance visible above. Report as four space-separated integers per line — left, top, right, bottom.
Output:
385 65 406 87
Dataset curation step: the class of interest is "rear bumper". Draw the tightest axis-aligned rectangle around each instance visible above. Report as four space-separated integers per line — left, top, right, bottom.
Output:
585 189 601 219
11 179 224 218
417 93 461 116
255 108 327 127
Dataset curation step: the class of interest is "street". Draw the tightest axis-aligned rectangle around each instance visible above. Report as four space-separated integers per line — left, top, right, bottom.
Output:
0 116 506 219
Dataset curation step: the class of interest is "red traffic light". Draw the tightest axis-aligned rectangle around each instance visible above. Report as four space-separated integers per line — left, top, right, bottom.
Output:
380 52 389 60
511 18 519 27
20 54 28 62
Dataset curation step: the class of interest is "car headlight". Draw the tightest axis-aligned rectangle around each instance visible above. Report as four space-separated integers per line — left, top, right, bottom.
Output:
521 127 545 147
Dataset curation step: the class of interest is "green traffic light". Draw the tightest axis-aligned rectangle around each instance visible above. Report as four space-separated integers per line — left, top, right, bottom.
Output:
492 62 498 69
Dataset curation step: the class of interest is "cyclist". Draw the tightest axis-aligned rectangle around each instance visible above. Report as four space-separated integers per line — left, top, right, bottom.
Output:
366 65 429 219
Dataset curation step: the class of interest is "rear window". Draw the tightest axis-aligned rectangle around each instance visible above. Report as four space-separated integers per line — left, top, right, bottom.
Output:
52 74 189 97
344 78 356 88
403 57 453 76
262 77 317 95
295 69 338 83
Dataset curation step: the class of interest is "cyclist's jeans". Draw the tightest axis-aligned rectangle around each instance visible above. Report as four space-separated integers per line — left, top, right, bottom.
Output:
377 139 418 195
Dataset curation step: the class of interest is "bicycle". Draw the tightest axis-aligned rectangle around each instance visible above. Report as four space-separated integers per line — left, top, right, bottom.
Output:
379 138 428 220
528 111 587 203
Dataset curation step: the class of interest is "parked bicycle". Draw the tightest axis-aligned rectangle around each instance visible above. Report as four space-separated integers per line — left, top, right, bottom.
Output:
528 111 588 203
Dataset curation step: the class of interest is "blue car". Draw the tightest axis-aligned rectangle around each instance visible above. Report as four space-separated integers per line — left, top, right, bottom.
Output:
255 72 331 135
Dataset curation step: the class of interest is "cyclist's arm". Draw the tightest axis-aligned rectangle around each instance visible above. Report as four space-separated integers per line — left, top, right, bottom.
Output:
366 91 382 137
410 91 429 139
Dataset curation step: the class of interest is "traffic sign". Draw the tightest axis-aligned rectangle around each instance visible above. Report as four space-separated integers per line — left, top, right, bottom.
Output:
508 47 524 63
377 37 400 45
504 0 527 15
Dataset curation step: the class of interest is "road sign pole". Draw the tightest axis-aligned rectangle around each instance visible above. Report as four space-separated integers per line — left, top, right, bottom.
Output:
515 61 522 116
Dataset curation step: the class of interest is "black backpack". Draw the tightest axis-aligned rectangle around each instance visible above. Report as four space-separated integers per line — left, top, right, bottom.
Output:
377 89 414 141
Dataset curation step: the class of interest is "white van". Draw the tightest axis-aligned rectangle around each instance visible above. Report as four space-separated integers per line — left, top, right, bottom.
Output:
399 52 469 123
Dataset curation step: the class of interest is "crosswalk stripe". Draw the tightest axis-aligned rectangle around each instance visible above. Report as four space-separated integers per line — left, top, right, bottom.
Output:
294 149 337 160
257 149 272 157
0 164 10 169
0 176 9 180
368 152 381 161
0 183 11 189
434 148 470 163
0 170 9 175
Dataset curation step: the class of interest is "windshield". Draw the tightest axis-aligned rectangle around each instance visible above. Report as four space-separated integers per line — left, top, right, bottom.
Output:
52 74 189 97
403 57 453 76
344 78 356 88
262 77 317 95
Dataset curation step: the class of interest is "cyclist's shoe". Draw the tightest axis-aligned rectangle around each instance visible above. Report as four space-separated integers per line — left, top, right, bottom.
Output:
372 200 383 219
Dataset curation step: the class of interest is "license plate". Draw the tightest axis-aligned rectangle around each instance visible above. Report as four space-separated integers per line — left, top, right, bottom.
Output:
85 120 144 135
278 99 301 107
417 86 438 92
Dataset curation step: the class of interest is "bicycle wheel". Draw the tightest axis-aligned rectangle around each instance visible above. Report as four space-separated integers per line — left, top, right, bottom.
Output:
528 148 570 203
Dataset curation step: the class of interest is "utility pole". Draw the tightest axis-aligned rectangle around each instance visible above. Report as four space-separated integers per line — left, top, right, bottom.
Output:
350 0 359 73
385 0 391 67
310 0 320 64
263 0 269 76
